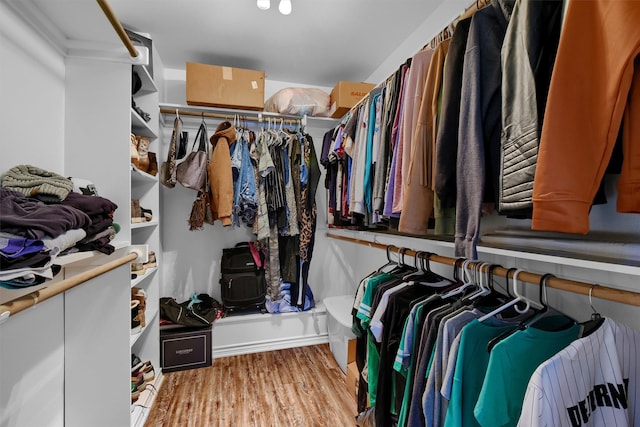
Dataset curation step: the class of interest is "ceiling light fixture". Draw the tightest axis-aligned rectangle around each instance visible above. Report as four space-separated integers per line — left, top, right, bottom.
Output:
278 0 292 15
257 0 270 10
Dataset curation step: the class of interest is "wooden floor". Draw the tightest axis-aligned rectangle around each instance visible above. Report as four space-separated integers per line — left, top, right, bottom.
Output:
145 344 357 427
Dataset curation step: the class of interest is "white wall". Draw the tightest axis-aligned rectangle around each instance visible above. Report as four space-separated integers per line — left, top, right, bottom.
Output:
0 2 66 174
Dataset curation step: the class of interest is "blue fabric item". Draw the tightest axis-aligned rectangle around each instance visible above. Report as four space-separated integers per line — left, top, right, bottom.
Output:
230 141 242 180
232 137 258 227
364 92 382 213
264 280 315 313
187 293 202 310
0 236 45 259
298 131 308 185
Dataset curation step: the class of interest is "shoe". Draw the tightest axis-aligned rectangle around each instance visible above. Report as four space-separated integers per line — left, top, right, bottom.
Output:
131 263 146 276
131 300 141 330
140 207 153 222
147 152 158 176
130 133 140 168
131 287 147 327
131 199 144 223
144 251 157 268
132 360 155 383
136 136 151 173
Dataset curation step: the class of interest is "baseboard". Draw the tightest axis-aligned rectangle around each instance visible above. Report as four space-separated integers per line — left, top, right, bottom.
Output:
211 301 328 358
212 334 329 358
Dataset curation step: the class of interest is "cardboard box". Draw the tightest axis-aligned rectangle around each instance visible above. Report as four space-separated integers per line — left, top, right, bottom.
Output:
347 338 356 364
160 325 212 372
346 361 359 400
186 62 265 110
329 81 376 118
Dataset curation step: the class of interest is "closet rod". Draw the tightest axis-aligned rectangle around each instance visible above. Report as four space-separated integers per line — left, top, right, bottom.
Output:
159 108 302 126
326 232 640 307
0 252 137 322
96 0 139 58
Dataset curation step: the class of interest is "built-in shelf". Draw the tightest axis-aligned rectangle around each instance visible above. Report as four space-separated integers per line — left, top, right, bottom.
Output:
130 372 164 427
326 227 640 277
131 165 158 183
133 64 157 96
131 267 157 288
55 240 130 266
130 308 159 347
131 220 159 230
158 102 341 128
131 109 157 139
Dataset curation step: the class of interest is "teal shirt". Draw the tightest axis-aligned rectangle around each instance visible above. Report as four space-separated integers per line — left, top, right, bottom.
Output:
444 318 517 427
474 316 580 427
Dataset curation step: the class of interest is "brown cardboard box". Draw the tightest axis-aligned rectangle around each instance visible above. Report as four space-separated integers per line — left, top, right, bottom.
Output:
347 338 356 364
329 81 376 118
186 62 265 111
346 361 359 400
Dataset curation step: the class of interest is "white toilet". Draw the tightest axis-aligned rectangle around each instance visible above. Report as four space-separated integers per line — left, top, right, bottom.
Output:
324 295 357 374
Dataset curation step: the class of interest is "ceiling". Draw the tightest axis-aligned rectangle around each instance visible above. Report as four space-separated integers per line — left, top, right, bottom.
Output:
9 0 450 88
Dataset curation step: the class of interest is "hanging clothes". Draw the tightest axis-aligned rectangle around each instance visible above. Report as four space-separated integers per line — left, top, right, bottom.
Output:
399 39 450 235
517 318 640 427
498 0 564 214
454 0 516 259
532 0 640 234
393 49 434 214
208 121 236 227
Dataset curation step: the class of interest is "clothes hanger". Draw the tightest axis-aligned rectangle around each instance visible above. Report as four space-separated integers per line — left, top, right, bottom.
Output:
402 252 455 286
439 259 477 299
376 245 399 273
485 273 573 352
390 247 416 276
580 285 605 337
466 262 492 300
478 269 538 323
520 273 577 330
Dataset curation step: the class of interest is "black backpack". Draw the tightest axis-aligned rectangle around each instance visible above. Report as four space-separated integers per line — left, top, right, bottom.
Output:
219 242 266 312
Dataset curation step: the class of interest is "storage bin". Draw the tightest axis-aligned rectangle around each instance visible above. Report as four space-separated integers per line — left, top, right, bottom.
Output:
324 295 357 374
160 325 212 372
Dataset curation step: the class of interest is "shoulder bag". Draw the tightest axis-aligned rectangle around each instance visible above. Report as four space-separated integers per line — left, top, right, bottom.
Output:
177 121 209 191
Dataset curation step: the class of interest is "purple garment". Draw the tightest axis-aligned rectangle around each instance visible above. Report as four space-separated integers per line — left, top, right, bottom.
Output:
0 189 91 239
0 236 44 258
61 191 117 216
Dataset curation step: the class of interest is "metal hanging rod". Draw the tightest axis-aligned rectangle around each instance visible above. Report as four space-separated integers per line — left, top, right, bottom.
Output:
96 0 139 58
159 107 303 126
326 232 640 307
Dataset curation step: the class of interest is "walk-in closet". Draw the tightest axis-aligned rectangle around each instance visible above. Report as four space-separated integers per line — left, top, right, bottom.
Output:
2 0 640 426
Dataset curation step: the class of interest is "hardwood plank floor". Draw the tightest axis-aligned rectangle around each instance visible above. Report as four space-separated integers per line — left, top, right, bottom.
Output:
145 344 357 427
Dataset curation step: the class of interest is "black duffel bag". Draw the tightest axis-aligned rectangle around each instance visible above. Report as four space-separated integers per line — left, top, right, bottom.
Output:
159 293 221 327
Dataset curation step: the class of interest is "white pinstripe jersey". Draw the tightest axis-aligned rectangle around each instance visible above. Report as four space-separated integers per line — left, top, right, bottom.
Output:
517 318 640 427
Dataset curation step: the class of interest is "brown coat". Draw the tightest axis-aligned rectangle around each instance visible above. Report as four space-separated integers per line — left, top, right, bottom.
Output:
208 121 236 226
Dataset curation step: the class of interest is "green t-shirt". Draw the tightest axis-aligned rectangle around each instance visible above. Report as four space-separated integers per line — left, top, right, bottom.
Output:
444 318 517 427
474 316 580 427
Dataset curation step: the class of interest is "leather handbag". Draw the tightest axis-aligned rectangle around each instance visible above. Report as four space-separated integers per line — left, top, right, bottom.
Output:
177 121 208 191
161 115 181 188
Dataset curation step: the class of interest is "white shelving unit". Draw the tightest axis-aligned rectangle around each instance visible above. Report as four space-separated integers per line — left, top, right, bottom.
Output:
130 61 162 427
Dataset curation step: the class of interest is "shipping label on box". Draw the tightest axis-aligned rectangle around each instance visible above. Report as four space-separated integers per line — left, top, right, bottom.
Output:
186 62 265 111
329 81 376 118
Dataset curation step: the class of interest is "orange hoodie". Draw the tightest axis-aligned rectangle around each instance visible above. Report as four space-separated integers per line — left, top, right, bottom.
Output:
208 121 236 226
532 0 640 234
